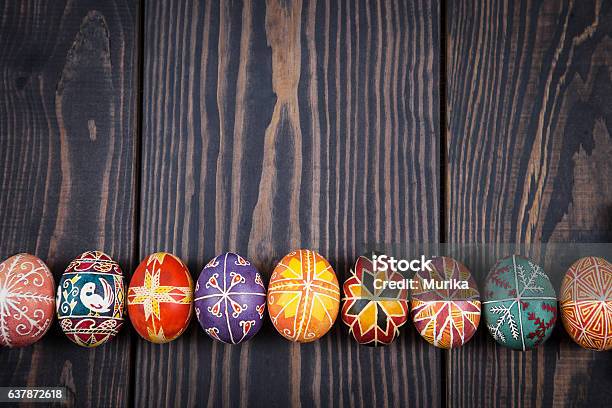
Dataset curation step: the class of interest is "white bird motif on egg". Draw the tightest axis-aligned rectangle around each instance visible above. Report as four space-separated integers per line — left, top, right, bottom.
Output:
80 279 114 315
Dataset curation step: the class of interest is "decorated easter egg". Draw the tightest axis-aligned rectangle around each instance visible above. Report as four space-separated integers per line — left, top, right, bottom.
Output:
56 251 125 347
128 252 193 343
483 255 557 350
560 256 612 351
194 253 266 344
0 254 55 347
341 254 408 346
411 256 480 348
268 249 340 342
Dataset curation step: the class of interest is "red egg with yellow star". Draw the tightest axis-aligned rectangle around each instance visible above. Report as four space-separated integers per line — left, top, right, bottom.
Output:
127 252 193 343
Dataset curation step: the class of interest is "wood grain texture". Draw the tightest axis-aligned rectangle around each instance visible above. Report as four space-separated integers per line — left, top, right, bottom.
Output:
446 0 612 406
0 1 139 407
138 0 440 407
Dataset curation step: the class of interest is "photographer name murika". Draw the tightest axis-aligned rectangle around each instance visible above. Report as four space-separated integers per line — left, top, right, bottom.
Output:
370 254 469 291
373 277 470 291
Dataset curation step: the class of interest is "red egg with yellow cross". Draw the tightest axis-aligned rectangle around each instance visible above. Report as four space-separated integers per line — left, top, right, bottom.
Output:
127 252 193 343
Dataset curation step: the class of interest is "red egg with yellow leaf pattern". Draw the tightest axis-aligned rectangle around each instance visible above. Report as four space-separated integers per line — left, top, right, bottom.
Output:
127 252 193 343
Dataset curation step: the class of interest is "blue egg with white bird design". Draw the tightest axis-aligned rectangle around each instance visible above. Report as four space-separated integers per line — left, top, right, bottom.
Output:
56 251 125 347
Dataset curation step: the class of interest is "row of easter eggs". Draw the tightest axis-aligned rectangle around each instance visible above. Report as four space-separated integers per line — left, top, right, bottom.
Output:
0 250 610 351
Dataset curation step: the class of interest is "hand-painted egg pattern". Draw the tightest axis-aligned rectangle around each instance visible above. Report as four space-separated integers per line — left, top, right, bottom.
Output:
560 256 612 351
341 254 408 346
268 250 340 342
56 251 125 347
411 256 480 349
128 252 193 344
194 253 266 344
483 255 557 350
0 254 55 348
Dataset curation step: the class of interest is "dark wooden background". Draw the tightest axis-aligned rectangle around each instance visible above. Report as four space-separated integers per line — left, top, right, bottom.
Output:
0 0 610 407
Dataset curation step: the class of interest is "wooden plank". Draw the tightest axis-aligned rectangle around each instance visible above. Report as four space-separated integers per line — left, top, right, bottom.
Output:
0 1 139 407
138 0 440 407
446 0 612 406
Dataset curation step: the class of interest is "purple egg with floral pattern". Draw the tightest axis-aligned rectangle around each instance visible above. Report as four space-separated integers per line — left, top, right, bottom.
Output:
194 253 266 344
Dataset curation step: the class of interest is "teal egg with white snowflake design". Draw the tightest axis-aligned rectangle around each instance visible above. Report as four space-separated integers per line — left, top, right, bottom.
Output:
483 255 557 350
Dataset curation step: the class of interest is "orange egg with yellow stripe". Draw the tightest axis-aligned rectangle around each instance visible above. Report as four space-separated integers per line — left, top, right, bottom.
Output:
267 250 340 342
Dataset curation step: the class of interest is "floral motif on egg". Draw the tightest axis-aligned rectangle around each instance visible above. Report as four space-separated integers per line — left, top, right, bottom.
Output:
483 255 557 350
560 256 612 351
194 253 266 344
411 256 480 349
127 252 193 344
56 251 125 348
341 254 408 346
268 250 340 342
0 254 55 348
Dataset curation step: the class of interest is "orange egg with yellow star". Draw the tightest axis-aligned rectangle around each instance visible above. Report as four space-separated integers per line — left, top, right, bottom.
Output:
267 249 340 342
127 252 193 343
